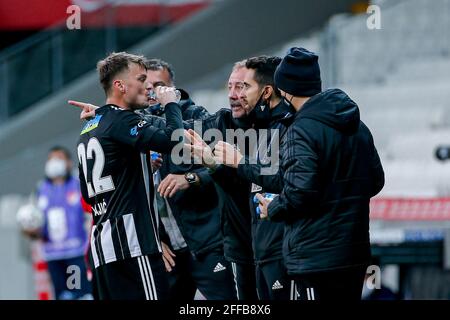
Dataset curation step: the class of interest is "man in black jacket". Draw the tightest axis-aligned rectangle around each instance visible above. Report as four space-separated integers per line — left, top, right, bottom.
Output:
144 59 257 300
256 47 385 301
211 56 296 299
185 61 258 300
142 59 236 300
153 61 258 300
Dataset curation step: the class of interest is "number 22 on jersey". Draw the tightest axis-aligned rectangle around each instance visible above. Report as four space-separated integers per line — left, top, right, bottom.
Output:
77 137 115 198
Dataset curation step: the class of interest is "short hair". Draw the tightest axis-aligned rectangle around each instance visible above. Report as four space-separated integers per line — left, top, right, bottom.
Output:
245 56 282 98
233 59 247 71
145 58 175 84
48 146 72 160
97 52 147 95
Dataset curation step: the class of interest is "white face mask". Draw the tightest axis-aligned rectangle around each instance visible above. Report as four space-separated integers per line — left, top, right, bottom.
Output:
45 158 67 179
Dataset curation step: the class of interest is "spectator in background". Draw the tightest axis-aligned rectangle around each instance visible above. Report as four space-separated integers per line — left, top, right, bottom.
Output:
34 146 92 300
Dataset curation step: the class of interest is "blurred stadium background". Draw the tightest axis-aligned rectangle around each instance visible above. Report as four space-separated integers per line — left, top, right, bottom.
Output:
1 0 450 299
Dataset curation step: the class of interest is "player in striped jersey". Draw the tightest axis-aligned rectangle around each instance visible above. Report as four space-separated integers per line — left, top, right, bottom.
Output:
77 52 183 300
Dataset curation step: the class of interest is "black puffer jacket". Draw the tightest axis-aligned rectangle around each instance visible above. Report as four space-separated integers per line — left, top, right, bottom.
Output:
268 89 384 275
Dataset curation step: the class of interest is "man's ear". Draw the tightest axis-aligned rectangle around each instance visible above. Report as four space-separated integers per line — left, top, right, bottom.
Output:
263 86 273 100
113 80 125 93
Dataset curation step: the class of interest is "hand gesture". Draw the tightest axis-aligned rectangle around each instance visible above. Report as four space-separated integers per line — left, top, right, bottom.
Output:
184 129 217 169
155 86 179 107
255 193 273 220
213 141 243 168
68 100 98 120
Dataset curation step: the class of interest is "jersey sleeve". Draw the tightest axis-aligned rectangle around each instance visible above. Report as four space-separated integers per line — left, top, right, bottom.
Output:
109 103 183 154
142 113 197 130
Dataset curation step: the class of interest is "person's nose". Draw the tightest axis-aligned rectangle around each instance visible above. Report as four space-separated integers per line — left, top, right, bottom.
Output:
238 89 246 101
145 82 153 91
229 86 239 100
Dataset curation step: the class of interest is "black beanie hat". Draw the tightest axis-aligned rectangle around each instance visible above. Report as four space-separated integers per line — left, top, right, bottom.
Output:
274 47 322 97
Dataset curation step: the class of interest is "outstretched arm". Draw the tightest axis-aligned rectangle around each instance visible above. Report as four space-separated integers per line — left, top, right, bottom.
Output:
110 87 184 154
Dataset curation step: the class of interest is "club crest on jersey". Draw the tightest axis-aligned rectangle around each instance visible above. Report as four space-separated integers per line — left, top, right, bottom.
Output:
81 115 102 135
130 126 138 136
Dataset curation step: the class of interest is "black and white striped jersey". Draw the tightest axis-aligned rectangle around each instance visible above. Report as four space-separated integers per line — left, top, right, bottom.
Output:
77 103 182 268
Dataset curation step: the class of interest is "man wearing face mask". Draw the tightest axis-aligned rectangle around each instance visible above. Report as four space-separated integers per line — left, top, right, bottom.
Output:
196 56 296 300
235 56 295 300
33 146 92 300
181 61 259 300
256 47 384 300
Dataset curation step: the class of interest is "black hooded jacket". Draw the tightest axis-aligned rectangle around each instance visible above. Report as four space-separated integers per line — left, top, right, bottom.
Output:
268 89 384 275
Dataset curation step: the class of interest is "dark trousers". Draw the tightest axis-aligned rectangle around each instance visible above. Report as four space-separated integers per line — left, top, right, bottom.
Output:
93 254 169 300
166 248 197 300
293 265 367 301
255 259 294 300
230 261 258 300
46 255 92 300
167 248 237 300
